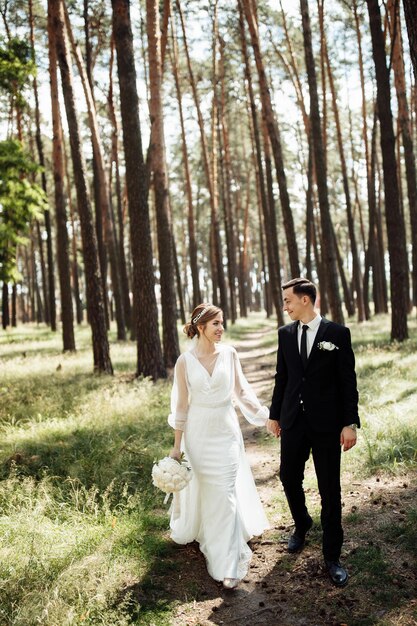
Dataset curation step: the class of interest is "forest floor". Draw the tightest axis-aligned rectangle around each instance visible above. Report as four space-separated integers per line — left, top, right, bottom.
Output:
139 325 417 626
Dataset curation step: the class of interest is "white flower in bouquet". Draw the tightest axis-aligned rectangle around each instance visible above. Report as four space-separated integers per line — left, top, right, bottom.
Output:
152 456 192 503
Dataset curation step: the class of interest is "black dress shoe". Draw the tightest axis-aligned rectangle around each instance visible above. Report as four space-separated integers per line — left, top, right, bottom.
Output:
288 530 306 553
325 560 348 587
287 518 313 553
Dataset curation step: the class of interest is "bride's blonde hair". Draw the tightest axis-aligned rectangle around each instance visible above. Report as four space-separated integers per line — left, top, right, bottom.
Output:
183 303 222 338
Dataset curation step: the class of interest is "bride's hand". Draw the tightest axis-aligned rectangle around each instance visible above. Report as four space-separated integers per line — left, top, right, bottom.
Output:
266 419 281 438
169 446 181 460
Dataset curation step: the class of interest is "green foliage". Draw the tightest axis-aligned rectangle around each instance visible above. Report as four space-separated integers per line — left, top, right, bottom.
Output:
0 36 36 108
0 139 46 282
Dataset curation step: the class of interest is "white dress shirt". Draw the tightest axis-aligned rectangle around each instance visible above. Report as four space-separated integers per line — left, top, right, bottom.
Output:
297 315 322 359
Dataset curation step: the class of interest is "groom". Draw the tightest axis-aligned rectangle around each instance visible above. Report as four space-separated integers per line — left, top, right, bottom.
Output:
267 278 359 587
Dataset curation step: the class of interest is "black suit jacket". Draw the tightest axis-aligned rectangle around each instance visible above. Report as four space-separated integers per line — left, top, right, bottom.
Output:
270 318 360 433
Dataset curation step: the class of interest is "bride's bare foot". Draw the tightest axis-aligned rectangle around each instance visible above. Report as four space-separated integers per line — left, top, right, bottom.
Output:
223 578 239 589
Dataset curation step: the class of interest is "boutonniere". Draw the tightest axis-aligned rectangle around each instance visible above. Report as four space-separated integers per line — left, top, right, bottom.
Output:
318 341 339 351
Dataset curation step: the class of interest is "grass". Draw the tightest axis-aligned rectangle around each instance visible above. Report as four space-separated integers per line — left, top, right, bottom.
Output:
0 313 416 625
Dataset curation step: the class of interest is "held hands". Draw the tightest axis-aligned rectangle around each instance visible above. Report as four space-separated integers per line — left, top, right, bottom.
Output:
266 419 281 438
340 426 357 452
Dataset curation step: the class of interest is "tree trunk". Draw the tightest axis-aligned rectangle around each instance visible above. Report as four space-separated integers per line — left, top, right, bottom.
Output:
353 0 376 319
321 7 365 321
169 8 201 308
332 226 355 317
63 138 84 324
219 39 238 323
35 219 49 324
83 0 109 330
52 0 113 371
388 0 417 306
11 282 16 327
146 0 179 366
210 1 228 320
66 6 127 341
29 0 56 331
238 0 283 322
108 35 131 330
112 0 166 379
2 283 9 329
235 169 249 317
367 0 408 340
278 0 310 134
300 0 343 323
402 0 417 79
47 0 76 351
374 146 389 313
176 0 227 315
242 0 300 279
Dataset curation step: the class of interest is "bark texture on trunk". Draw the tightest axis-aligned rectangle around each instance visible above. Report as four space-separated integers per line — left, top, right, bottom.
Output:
146 0 179 367
52 0 112 370
176 0 227 316
321 9 365 321
170 7 201 308
66 6 126 341
29 0 56 331
47 0 75 352
402 0 417 79
300 0 343 324
238 0 283 323
388 0 417 306
112 0 166 379
242 0 300 279
367 0 409 341
109 36 131 330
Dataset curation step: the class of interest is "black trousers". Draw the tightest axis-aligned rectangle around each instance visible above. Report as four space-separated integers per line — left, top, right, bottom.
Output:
279 409 343 561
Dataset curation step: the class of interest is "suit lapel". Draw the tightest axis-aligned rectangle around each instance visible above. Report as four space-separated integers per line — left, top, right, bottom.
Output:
289 321 303 368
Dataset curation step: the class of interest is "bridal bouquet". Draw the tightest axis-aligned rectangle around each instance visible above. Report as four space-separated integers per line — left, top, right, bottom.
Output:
151 455 192 503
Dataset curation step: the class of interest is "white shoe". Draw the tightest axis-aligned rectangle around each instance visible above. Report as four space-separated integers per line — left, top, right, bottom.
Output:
223 578 239 589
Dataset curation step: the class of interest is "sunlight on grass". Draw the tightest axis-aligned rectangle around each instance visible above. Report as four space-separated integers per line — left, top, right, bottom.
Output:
0 313 416 624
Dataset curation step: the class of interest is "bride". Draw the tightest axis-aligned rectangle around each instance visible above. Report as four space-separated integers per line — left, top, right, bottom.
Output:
168 303 273 589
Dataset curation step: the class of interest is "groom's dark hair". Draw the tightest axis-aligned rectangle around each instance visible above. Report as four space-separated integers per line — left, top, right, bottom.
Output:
282 277 317 304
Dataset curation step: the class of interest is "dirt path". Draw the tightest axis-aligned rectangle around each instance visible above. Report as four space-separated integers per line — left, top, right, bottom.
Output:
146 327 417 626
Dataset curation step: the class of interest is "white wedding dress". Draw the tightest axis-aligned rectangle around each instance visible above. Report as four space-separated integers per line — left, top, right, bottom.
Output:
168 342 269 582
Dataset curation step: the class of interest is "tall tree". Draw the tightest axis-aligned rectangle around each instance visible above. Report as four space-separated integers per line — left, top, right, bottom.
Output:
300 0 343 323
51 0 113 371
402 0 417 79
388 0 417 306
146 0 179 367
111 0 166 379
169 6 201 308
242 0 300 279
238 0 284 323
48 5 75 351
367 0 409 341
65 5 127 341
108 35 131 330
320 2 365 321
83 0 109 330
29 0 56 331
176 0 228 316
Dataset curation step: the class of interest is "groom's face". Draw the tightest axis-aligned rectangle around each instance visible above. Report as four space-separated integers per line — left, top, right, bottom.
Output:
283 288 307 321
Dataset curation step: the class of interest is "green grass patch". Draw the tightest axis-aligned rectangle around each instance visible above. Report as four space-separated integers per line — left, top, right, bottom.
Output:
1 313 417 624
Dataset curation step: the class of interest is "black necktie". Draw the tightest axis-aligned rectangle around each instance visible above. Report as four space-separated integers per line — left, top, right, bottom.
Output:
301 324 309 369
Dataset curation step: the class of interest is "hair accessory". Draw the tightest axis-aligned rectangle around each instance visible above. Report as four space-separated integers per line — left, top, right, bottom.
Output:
192 306 210 324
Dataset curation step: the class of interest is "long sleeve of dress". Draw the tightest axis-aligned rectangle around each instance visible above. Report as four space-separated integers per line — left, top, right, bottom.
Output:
232 348 269 426
168 355 189 431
